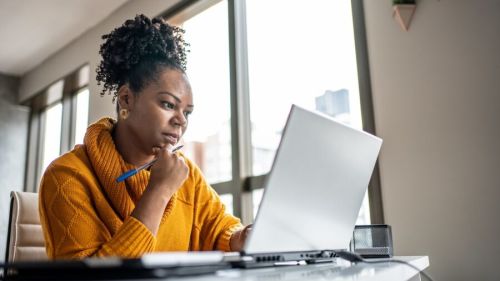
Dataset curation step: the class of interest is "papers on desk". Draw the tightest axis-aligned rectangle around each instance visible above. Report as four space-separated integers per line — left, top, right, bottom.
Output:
140 251 225 267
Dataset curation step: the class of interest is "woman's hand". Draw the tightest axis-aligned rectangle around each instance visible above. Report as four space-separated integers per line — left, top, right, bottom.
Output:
131 147 188 236
230 224 252 251
149 147 189 195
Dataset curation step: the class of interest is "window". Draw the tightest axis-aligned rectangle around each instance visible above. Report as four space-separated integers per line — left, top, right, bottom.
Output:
73 88 90 146
245 0 370 224
219 193 234 215
163 0 381 225
25 65 90 192
39 102 63 175
246 1 362 175
171 0 233 184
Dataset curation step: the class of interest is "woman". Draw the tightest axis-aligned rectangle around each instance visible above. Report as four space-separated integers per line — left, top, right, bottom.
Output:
39 14 249 259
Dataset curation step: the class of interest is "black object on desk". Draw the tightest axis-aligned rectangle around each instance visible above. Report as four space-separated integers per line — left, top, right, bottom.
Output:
350 224 394 258
2 255 230 281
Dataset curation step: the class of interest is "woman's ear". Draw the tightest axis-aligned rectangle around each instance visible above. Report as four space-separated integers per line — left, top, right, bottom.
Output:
117 84 135 111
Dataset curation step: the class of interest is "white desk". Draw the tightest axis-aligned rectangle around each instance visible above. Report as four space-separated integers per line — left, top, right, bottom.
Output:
2 256 429 281
158 256 429 281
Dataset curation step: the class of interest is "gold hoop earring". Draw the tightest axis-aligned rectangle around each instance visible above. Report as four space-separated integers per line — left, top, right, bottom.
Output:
119 109 129 120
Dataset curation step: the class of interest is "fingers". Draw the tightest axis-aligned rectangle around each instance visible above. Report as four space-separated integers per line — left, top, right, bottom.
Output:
230 225 252 251
241 224 252 238
156 146 177 159
152 144 183 160
243 224 252 232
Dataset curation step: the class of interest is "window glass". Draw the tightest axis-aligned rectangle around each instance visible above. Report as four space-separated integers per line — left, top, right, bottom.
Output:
41 102 63 173
252 188 264 219
74 88 89 146
246 0 370 224
28 66 90 192
219 193 234 216
180 0 232 184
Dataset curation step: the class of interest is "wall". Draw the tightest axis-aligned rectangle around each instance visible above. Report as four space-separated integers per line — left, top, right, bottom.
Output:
0 73 29 262
19 0 181 122
363 1 500 280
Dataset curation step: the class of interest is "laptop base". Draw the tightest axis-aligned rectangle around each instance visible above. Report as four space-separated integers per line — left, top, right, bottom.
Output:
230 250 337 269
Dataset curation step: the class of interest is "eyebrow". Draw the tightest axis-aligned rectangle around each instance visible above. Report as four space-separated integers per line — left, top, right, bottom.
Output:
159 91 194 108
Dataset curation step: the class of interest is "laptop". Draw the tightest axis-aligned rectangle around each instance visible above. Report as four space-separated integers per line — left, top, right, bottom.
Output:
236 104 382 266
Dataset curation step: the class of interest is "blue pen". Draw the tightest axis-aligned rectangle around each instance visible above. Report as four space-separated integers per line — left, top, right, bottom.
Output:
116 145 184 183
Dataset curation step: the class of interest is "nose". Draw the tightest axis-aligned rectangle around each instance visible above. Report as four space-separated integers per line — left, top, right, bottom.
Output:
172 110 187 128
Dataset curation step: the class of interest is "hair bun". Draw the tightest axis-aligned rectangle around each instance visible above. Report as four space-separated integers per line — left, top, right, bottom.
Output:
96 14 188 99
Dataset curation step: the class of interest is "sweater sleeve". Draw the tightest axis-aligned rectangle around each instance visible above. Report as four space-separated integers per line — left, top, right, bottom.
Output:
39 164 156 259
191 166 243 251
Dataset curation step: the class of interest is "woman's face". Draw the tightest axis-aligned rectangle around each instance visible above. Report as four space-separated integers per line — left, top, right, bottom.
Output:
119 68 193 155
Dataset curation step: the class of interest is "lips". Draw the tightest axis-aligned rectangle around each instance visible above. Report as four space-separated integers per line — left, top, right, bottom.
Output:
162 132 179 145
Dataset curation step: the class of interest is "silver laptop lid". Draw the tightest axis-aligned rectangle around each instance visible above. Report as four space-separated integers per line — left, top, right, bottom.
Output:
244 105 382 254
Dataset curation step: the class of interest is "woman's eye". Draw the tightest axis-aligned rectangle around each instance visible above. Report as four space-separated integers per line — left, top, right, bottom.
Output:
184 111 192 118
162 102 175 110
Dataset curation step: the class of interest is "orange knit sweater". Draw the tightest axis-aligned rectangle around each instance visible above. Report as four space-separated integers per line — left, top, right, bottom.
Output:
39 118 242 259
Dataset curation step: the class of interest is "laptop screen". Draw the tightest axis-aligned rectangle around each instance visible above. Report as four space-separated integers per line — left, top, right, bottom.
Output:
243 105 382 254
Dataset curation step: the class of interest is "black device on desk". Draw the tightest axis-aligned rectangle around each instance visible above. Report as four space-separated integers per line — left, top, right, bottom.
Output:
1 252 230 281
350 225 394 258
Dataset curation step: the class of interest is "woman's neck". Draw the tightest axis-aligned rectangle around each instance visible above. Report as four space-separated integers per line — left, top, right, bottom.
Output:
112 121 154 167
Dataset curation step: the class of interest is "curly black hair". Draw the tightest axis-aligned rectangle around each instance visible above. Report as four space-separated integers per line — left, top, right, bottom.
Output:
96 14 189 101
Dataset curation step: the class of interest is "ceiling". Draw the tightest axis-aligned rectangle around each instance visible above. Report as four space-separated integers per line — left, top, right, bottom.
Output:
0 0 128 76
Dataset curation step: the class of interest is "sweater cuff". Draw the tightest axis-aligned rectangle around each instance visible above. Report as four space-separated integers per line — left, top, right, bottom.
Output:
100 216 157 258
216 224 243 252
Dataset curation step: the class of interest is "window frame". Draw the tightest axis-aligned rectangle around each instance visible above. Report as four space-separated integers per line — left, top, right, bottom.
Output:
24 64 90 192
351 0 384 224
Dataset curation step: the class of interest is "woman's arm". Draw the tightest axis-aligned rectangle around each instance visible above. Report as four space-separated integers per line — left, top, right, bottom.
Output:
39 147 188 259
39 166 156 259
188 161 246 251
131 147 188 236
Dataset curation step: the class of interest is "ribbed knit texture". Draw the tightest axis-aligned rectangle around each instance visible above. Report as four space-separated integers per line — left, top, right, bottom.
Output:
39 117 241 259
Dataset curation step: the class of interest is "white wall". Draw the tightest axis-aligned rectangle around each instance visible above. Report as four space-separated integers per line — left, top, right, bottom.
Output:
19 0 181 122
364 1 500 280
0 74 29 262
